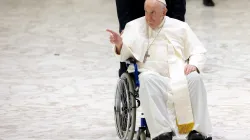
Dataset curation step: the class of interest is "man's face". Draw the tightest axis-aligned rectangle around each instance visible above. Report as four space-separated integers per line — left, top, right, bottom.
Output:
144 2 166 29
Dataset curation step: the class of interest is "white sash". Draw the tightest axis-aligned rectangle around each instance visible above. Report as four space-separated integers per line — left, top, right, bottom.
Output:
167 39 194 134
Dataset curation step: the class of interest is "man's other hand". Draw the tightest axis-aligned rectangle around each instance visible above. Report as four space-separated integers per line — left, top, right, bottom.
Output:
184 65 197 75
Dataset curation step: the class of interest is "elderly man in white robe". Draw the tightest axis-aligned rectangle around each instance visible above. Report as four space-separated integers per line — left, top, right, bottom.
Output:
107 0 212 140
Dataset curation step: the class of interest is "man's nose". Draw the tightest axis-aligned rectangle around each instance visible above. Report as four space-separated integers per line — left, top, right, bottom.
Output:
146 15 152 19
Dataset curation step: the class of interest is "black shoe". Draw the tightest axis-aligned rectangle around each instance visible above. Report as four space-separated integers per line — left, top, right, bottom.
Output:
203 0 215 6
152 132 173 140
205 137 212 140
187 130 205 140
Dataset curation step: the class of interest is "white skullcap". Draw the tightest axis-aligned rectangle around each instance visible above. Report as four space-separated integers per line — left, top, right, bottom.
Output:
157 0 166 5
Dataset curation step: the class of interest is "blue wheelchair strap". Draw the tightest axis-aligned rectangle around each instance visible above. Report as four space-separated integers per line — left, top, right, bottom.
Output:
133 63 140 88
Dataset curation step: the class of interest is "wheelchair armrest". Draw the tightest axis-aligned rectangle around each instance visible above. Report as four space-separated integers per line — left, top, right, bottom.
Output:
126 57 137 64
119 58 137 77
125 58 140 90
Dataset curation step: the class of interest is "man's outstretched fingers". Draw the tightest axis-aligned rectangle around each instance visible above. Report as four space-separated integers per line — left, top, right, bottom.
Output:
106 29 117 35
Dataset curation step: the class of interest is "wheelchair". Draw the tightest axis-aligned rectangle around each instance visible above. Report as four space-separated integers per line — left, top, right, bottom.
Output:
114 58 151 140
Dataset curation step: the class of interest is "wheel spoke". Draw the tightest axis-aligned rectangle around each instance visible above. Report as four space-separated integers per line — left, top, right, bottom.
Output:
114 74 136 140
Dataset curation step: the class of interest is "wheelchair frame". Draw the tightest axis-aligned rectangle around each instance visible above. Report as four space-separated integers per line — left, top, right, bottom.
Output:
114 59 150 140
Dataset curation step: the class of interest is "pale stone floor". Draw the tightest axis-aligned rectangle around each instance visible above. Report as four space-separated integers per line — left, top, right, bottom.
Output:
0 0 250 140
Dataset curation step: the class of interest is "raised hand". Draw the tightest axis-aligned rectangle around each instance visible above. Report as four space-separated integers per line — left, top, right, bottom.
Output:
106 29 123 47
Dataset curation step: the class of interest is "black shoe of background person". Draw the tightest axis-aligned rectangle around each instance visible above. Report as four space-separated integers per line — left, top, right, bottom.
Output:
203 0 215 6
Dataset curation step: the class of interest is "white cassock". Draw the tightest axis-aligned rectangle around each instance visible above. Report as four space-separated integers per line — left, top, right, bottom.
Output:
113 16 212 139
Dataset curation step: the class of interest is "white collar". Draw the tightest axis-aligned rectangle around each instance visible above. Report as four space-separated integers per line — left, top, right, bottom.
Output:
148 17 166 37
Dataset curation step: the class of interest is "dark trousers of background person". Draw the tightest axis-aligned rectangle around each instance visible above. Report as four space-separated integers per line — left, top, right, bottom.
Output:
115 0 186 77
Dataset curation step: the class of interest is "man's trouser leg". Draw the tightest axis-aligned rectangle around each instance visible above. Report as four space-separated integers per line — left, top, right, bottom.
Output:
138 71 212 138
139 71 176 139
186 72 212 137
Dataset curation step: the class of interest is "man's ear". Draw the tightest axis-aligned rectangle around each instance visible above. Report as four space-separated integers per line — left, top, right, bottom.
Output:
165 8 168 15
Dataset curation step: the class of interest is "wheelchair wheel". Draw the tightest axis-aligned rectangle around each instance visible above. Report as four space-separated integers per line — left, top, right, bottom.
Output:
114 72 137 140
